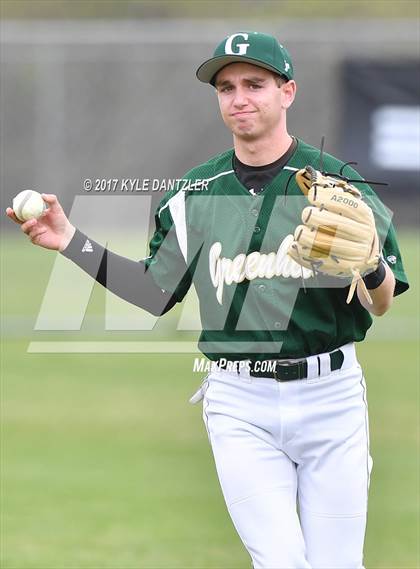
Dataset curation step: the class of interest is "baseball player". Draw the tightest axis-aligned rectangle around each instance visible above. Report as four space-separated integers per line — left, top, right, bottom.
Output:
7 32 409 569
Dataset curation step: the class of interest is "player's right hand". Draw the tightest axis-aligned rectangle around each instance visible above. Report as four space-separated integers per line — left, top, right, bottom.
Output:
6 194 76 252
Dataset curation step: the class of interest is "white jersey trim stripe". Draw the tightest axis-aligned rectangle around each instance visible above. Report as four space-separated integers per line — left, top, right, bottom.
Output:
168 190 188 263
188 169 234 187
158 200 171 218
158 169 234 217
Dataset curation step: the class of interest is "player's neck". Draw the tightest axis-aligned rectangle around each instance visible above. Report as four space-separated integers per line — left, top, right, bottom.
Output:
233 130 293 167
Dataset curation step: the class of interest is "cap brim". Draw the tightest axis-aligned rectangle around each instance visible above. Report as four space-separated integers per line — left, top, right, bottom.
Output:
196 55 285 84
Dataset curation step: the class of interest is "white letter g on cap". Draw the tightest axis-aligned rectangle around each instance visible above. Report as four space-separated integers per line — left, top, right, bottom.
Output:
224 33 250 55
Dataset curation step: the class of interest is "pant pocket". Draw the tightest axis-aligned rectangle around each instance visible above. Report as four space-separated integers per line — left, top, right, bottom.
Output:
188 375 210 404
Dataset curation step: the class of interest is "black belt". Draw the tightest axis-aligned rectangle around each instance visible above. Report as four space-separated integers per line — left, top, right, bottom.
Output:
248 349 344 382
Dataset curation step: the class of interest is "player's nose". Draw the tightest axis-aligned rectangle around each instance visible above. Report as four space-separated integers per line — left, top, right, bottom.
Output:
232 87 249 107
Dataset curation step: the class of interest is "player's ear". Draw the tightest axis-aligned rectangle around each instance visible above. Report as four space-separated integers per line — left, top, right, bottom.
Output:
281 80 296 109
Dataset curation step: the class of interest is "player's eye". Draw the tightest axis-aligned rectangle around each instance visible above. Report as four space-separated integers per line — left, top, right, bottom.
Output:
249 83 262 90
220 85 233 93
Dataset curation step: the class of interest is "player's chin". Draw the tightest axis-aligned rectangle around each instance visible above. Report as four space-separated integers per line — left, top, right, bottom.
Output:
225 117 256 136
233 126 260 141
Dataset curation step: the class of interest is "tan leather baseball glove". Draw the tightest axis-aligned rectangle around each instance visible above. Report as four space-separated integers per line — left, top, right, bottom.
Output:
288 165 380 304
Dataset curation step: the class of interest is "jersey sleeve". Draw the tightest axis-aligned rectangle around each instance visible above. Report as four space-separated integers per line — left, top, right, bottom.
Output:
143 190 193 302
377 222 409 296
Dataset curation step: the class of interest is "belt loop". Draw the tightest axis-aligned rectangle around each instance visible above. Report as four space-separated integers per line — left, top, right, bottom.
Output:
237 360 252 383
319 353 331 377
339 343 356 369
306 355 319 380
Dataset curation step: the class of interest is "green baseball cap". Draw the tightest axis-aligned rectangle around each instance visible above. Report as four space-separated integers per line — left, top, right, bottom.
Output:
196 31 294 85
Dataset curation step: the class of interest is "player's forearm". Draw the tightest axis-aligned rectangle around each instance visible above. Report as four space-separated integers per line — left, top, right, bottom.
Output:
61 229 178 316
357 262 395 316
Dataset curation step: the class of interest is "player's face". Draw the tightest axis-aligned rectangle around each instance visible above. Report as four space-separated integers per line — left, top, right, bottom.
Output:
215 63 295 141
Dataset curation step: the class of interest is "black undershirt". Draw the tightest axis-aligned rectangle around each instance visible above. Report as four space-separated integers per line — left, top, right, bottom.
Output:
62 140 298 315
233 137 297 195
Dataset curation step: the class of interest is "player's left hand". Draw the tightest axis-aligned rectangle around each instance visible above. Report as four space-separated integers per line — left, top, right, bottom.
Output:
288 166 380 304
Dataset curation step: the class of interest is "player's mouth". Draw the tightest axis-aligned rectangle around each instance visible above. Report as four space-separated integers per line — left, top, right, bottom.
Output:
231 111 257 117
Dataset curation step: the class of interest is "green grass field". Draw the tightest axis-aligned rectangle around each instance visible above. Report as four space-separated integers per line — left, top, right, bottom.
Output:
1 231 419 568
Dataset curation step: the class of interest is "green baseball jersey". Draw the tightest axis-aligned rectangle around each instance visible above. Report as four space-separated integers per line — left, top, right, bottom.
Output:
145 138 409 360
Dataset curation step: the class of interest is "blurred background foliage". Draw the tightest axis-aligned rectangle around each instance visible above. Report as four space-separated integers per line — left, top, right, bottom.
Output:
1 0 420 20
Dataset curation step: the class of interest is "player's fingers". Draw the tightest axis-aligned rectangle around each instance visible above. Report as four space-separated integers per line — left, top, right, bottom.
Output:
5 207 23 225
20 218 38 235
29 228 47 244
27 225 46 237
41 194 63 213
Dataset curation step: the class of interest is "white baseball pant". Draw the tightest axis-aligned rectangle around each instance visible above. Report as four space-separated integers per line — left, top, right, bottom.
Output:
200 343 372 569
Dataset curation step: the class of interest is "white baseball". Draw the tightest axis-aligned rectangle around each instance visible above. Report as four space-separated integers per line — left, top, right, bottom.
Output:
12 190 46 221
